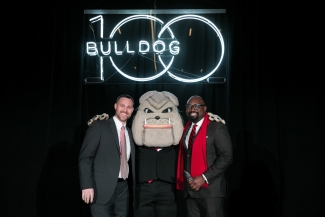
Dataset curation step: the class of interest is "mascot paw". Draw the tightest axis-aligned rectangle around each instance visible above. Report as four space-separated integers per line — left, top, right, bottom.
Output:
208 112 226 124
87 113 109 126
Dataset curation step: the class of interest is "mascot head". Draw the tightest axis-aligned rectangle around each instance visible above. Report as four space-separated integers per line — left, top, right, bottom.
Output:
132 90 184 147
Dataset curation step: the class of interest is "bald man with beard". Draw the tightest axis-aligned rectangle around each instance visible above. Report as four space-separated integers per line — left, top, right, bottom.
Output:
176 95 233 217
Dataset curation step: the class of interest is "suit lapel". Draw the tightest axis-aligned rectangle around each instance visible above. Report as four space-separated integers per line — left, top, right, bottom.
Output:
184 125 191 151
108 118 120 153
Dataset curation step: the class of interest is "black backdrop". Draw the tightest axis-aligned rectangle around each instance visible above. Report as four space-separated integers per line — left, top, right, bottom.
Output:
3 0 324 217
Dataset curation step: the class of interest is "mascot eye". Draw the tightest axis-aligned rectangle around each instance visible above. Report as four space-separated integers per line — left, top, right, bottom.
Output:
144 108 153 113
162 107 172 113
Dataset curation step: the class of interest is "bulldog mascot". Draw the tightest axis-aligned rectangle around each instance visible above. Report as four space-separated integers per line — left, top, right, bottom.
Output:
132 90 184 217
85 90 226 217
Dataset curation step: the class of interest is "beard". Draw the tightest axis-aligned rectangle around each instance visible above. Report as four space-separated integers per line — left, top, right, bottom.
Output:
116 112 131 123
187 112 199 123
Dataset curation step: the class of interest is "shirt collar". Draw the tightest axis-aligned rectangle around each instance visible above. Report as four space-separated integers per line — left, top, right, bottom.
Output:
192 117 204 129
113 116 125 129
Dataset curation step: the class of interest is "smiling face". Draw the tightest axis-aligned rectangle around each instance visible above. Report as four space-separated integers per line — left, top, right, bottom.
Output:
186 96 207 123
114 97 134 124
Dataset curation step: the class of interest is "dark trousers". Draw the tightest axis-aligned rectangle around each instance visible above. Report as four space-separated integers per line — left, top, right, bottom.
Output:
186 196 225 217
90 180 129 217
134 180 177 217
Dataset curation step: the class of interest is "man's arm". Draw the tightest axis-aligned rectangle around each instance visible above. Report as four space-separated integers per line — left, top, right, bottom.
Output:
204 122 233 182
79 121 101 203
189 122 233 190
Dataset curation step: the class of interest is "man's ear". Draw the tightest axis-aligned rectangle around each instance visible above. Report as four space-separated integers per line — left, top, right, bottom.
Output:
87 113 109 126
203 106 207 112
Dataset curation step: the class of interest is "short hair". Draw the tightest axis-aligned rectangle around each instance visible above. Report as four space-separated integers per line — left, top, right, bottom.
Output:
116 94 134 104
187 95 204 104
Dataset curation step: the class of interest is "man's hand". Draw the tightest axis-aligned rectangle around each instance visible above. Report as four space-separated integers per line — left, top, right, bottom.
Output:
188 175 206 191
82 188 94 204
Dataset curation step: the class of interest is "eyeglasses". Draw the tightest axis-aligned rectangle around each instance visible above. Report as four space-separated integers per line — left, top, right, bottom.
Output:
185 104 205 110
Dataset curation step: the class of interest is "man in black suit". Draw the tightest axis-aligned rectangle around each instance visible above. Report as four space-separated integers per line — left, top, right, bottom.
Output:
79 94 135 217
131 91 184 217
176 95 233 217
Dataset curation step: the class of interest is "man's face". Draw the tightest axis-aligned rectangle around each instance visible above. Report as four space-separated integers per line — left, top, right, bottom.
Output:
114 97 134 123
186 96 206 123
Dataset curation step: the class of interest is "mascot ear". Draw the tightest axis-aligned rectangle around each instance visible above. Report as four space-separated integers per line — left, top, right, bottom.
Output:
139 90 158 104
208 112 226 124
162 91 179 106
87 113 109 126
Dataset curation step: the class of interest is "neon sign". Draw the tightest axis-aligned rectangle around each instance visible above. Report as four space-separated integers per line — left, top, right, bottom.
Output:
84 11 226 83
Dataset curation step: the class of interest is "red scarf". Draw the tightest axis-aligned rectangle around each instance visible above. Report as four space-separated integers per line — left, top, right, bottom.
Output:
176 113 210 190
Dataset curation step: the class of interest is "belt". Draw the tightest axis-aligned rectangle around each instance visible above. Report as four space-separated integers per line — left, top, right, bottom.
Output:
118 178 126 182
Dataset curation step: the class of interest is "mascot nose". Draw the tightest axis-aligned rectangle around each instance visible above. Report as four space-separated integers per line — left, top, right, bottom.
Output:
155 116 160 120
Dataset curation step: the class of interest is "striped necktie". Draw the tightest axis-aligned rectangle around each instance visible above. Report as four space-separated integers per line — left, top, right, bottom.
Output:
188 124 197 150
120 126 128 179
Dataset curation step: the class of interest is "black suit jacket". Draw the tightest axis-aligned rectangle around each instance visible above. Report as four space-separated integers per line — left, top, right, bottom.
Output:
184 121 233 198
79 118 136 204
136 145 178 183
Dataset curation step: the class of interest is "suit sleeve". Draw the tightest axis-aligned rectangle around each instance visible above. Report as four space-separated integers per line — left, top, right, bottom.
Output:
79 121 101 190
204 122 233 182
